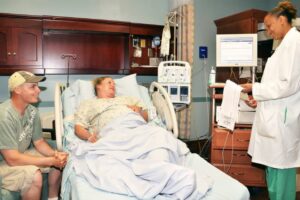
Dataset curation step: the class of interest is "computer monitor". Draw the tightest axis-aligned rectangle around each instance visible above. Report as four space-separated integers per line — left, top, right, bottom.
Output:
216 34 257 67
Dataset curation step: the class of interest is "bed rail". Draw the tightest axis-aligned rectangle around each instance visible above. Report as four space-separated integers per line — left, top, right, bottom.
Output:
54 83 65 151
150 82 178 137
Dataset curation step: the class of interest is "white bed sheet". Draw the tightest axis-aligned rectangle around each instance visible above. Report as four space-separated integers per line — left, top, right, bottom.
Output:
65 153 249 200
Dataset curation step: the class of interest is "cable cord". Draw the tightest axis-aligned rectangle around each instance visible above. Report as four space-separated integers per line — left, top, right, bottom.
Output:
229 67 239 83
199 130 215 157
222 130 234 173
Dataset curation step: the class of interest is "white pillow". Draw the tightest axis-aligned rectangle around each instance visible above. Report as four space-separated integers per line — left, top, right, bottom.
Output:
61 87 76 117
76 74 141 100
78 80 95 101
66 79 93 112
115 74 141 99
138 85 153 108
63 74 143 115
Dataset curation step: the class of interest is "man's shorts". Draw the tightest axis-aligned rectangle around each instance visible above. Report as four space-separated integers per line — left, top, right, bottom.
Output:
0 149 51 194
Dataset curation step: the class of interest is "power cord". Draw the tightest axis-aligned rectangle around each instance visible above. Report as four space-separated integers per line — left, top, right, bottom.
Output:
229 67 239 83
222 130 234 173
199 131 215 158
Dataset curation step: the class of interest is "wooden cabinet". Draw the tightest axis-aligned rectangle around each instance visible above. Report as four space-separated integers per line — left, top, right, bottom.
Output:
215 164 266 186
42 22 162 75
0 14 162 75
0 27 10 64
43 30 128 74
214 9 272 83
42 17 130 74
214 9 267 34
0 17 43 74
211 9 269 187
210 85 266 187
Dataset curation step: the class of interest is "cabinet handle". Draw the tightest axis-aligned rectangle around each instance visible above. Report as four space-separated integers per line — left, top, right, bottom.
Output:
236 139 250 142
7 52 11 56
231 172 245 176
13 52 16 56
233 153 247 157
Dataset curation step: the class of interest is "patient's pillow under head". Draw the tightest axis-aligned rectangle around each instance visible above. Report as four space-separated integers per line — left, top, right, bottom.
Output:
62 74 144 117
114 74 141 99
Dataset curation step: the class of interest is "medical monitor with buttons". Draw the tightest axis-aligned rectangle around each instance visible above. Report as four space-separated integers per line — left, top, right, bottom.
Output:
158 61 191 104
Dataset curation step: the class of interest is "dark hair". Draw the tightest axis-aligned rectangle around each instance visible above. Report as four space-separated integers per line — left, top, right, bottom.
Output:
269 0 297 24
93 76 112 95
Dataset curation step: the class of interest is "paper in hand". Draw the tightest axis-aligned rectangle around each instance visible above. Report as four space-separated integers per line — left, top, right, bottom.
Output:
217 80 243 131
240 92 249 101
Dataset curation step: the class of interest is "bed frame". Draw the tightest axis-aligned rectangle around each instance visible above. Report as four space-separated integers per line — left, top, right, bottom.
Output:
54 81 178 150
54 80 251 200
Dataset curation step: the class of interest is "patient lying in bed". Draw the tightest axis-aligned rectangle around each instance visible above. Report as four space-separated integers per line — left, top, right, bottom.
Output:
75 76 148 143
71 76 213 199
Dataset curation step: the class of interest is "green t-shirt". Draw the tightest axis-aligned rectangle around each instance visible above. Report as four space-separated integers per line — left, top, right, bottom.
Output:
0 100 42 161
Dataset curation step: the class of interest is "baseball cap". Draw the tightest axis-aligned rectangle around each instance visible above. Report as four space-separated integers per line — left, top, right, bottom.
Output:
8 71 46 91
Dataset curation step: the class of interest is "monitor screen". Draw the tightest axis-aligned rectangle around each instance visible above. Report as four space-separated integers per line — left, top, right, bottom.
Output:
180 86 188 95
170 87 178 95
216 34 257 67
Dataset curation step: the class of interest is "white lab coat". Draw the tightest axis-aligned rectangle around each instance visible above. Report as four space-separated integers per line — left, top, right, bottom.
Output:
248 27 300 168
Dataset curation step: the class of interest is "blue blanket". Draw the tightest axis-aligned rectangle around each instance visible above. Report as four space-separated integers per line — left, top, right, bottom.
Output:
63 112 212 200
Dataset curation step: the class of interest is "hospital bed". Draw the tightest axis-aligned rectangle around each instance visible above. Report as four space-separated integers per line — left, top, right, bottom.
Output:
54 74 250 200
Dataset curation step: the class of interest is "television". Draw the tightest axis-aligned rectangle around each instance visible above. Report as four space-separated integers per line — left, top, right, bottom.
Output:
216 34 257 67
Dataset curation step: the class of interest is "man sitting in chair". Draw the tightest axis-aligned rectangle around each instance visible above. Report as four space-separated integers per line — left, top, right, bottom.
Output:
0 71 68 200
75 76 148 143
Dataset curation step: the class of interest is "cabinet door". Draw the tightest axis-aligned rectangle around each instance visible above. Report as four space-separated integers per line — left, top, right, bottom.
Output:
212 129 251 150
43 32 127 74
0 27 12 64
13 28 42 66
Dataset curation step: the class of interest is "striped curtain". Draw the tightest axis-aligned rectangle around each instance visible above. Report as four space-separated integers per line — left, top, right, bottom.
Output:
173 3 194 139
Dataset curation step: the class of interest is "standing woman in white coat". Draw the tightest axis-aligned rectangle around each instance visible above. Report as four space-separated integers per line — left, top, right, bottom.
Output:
242 1 300 199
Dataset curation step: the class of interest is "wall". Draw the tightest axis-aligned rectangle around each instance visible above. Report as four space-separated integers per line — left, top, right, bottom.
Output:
168 0 193 10
268 0 300 13
0 0 168 25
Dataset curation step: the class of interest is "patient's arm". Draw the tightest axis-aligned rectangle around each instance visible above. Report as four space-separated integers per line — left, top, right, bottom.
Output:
75 124 98 143
127 105 148 122
140 109 148 122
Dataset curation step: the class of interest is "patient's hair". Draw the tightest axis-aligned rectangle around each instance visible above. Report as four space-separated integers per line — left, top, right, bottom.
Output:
93 76 112 95
269 0 297 24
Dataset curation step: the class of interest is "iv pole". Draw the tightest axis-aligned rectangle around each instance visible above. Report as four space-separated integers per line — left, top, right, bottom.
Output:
61 54 77 87
168 11 178 61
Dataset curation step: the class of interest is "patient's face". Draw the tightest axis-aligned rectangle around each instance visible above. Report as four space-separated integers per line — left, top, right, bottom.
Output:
97 77 115 98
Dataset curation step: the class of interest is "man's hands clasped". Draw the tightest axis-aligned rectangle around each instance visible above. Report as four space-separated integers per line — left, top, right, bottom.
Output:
52 151 68 170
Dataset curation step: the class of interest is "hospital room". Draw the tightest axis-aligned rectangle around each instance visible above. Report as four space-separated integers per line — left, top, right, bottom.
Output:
1 0 300 199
